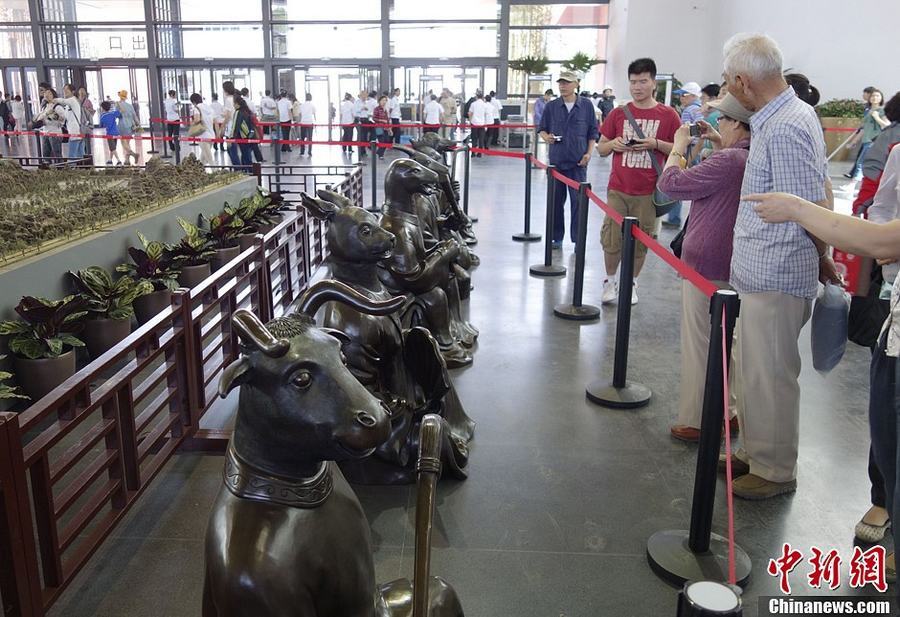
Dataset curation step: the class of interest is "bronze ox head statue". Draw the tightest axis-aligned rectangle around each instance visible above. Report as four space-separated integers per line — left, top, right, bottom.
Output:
414 131 460 154
220 281 405 478
300 190 396 264
384 158 441 203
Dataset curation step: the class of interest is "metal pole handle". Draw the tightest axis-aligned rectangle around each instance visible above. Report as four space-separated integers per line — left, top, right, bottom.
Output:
571 182 591 307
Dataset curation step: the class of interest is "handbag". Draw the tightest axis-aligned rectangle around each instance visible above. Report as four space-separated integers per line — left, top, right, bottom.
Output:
622 105 680 217
848 263 891 348
188 106 205 137
669 215 689 258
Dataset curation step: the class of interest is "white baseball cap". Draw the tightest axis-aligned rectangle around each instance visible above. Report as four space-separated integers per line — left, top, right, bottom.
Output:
674 82 702 97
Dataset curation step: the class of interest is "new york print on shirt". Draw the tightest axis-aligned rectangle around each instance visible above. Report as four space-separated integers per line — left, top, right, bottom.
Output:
621 118 660 169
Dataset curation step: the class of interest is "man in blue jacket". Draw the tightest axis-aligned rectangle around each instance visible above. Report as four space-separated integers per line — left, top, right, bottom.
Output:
538 71 599 248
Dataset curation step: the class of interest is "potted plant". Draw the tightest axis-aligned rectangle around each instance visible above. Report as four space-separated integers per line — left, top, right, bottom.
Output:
203 204 245 270
0 356 29 407
117 232 181 324
816 98 865 162
0 296 87 401
561 52 603 76
173 217 216 287
235 190 290 249
68 266 153 357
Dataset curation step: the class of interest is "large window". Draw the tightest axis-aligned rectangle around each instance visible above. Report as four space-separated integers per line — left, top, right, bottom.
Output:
0 24 32 57
390 0 499 20
156 23 265 58
44 25 148 58
0 0 29 21
390 23 498 58
273 23 381 59
158 0 262 21
272 0 380 21
40 0 146 22
508 3 609 96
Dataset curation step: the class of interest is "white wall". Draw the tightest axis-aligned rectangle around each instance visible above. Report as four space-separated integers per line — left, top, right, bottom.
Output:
606 0 899 102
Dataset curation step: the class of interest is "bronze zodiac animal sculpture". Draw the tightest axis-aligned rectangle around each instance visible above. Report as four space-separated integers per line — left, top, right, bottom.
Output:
376 158 476 367
202 299 464 617
297 192 474 484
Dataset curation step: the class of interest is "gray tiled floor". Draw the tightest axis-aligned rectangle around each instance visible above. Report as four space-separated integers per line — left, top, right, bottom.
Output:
43 148 880 617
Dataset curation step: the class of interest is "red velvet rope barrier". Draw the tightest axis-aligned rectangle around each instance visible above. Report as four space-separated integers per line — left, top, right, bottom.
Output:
151 117 535 130
550 168 582 190
531 158 548 170
470 147 525 159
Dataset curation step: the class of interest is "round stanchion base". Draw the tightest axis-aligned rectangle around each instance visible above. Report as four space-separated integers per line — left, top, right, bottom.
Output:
647 529 751 588
553 303 601 321
585 379 651 408
512 232 542 242
529 264 567 277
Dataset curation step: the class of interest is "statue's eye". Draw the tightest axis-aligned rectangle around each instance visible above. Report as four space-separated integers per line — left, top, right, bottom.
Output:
360 225 371 236
291 370 313 390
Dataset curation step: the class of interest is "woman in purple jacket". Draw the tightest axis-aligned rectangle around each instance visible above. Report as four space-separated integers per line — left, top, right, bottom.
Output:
657 94 752 442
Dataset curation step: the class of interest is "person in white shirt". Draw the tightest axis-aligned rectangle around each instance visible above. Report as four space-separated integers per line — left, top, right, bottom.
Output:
51 83 85 160
339 92 355 153
389 87 402 143
298 93 316 156
221 81 238 166
276 91 293 152
188 92 214 165
163 89 181 154
468 92 489 155
488 91 502 146
423 94 443 133
354 89 371 158
10 95 26 141
209 93 225 151
259 89 277 124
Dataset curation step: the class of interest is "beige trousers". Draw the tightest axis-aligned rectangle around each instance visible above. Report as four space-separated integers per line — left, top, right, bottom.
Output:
734 291 812 482
677 280 738 428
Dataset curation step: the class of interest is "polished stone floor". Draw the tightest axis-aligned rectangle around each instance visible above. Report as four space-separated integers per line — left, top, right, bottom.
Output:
30 140 880 617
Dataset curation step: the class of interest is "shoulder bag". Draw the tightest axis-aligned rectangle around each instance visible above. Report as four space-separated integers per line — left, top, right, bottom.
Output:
188 106 206 137
621 105 679 217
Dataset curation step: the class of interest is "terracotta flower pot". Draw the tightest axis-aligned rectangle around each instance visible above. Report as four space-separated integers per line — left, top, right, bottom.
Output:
211 245 241 272
132 289 173 324
82 317 132 359
14 349 76 402
178 262 211 288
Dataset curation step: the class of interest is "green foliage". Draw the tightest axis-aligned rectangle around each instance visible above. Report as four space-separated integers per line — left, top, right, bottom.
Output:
236 189 289 232
656 77 683 104
173 217 216 266
202 204 245 249
0 296 87 360
0 157 241 263
67 266 154 320
116 231 181 292
561 52 602 75
508 55 549 76
816 99 866 118
0 356 28 401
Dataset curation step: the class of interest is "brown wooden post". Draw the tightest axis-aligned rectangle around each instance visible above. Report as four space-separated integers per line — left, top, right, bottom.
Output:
115 385 140 492
101 397 128 510
0 413 43 617
29 457 62 589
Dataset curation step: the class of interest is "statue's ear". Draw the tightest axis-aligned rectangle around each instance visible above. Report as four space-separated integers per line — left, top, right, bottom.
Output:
300 192 338 221
320 327 352 348
219 357 251 397
316 188 354 208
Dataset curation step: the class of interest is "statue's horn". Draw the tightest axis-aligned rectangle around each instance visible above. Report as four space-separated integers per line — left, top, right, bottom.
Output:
293 280 406 318
231 309 290 358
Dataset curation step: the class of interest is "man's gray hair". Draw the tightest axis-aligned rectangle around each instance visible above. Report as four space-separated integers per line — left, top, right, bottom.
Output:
723 33 784 80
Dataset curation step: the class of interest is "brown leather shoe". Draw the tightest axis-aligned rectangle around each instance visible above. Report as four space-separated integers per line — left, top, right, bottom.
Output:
732 473 797 500
717 453 750 476
670 425 700 442
670 418 740 443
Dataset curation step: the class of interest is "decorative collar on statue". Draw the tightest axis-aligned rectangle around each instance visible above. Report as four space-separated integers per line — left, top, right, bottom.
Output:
224 444 334 509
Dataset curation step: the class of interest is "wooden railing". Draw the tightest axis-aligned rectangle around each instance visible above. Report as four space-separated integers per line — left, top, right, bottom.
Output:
0 166 356 617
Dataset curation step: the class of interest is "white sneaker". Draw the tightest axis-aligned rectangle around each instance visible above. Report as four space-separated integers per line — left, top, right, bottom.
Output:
631 282 639 305
601 279 618 304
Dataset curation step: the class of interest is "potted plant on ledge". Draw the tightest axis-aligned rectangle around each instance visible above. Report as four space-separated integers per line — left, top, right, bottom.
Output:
203 204 245 271
174 217 216 287
68 266 153 357
117 232 182 324
0 355 29 408
0 296 87 401
236 190 290 249
816 98 865 162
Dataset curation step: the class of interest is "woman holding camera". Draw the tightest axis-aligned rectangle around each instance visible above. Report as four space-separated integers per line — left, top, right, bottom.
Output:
656 94 752 442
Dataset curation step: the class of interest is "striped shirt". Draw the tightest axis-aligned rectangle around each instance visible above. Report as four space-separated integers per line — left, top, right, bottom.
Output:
730 86 827 299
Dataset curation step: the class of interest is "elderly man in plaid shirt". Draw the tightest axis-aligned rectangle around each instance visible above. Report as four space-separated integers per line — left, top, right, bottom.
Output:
720 33 841 500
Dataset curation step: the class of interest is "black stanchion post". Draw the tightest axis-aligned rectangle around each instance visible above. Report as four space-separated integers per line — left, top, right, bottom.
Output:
529 165 566 277
462 145 471 216
252 162 262 187
148 120 160 154
274 127 282 166
646 289 751 588
554 182 600 320
585 216 650 407
161 121 171 159
512 152 541 242
34 129 42 164
369 139 379 213
174 137 181 164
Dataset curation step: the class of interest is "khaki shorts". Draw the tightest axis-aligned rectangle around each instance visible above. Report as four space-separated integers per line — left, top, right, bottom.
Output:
600 190 657 257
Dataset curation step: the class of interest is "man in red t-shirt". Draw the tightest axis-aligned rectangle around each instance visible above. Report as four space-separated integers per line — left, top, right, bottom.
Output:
597 57 680 305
